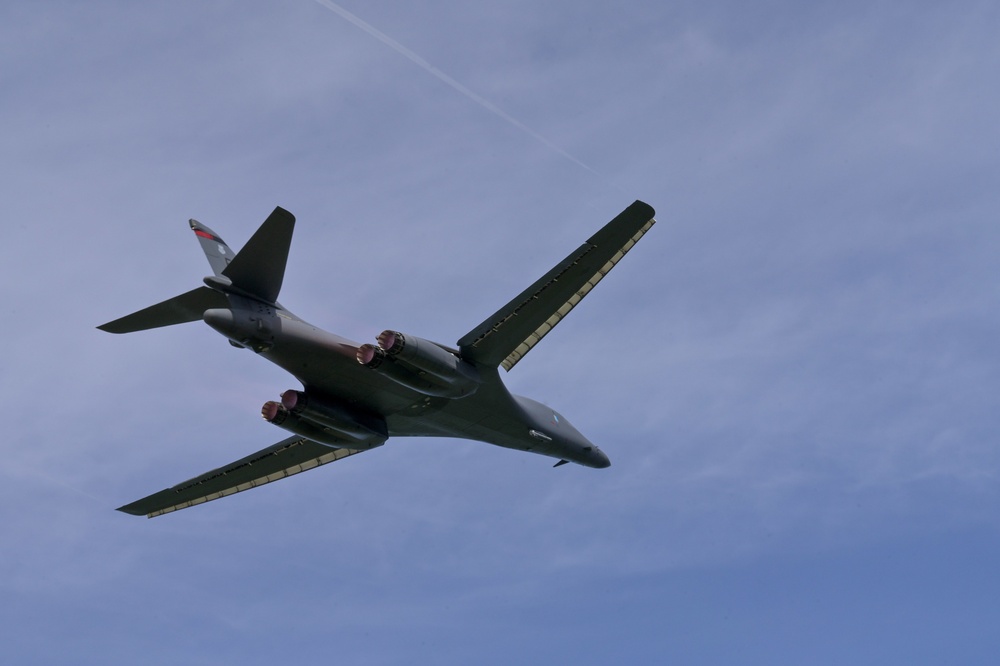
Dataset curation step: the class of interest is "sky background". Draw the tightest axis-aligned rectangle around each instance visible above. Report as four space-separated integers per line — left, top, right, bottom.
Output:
3 1 999 663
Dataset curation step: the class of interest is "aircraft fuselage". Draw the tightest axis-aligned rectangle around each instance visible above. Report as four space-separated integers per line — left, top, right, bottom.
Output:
203 295 610 469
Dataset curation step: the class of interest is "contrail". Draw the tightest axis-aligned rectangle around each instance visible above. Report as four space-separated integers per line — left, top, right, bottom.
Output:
313 0 609 181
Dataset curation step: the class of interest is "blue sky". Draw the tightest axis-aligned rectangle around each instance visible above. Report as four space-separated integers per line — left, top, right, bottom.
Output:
3 1 999 663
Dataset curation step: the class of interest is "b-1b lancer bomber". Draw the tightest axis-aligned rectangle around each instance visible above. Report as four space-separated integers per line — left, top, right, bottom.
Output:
101 201 656 517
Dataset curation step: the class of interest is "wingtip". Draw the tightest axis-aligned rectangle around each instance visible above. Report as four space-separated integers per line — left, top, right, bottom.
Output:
631 199 655 219
272 206 295 223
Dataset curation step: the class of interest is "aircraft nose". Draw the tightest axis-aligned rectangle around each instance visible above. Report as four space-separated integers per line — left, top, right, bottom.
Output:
592 447 611 469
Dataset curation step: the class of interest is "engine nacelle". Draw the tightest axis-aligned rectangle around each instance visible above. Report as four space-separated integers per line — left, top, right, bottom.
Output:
356 330 481 398
376 330 464 378
261 400 384 450
279 390 387 441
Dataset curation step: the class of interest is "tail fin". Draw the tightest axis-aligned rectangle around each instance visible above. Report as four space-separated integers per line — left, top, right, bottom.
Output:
98 207 295 334
190 219 236 276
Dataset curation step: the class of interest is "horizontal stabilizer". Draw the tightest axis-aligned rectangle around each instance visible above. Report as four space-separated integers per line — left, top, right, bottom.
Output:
222 206 295 303
458 200 655 371
98 286 229 334
118 436 375 518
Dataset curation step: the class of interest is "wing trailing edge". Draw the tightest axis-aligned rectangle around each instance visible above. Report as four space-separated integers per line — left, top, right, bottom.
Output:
458 200 655 371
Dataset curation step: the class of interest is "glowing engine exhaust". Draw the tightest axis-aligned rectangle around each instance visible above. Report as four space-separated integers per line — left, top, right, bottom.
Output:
261 391 386 450
356 330 480 398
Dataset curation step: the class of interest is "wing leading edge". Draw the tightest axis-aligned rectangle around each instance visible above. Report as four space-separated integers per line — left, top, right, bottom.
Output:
118 437 377 518
458 200 655 371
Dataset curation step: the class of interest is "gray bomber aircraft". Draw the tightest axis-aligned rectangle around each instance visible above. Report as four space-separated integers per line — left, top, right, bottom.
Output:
101 201 656 517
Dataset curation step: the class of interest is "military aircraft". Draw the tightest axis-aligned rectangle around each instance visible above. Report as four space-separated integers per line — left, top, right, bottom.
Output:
101 201 656 517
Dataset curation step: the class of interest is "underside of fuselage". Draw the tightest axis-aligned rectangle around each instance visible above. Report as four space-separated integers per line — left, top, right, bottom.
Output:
229 307 609 468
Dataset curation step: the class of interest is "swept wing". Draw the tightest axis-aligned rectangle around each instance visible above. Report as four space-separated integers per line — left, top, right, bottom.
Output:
458 200 655 370
118 437 376 518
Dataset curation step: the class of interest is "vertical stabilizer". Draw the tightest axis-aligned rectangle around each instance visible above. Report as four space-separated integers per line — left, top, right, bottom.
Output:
189 219 236 276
